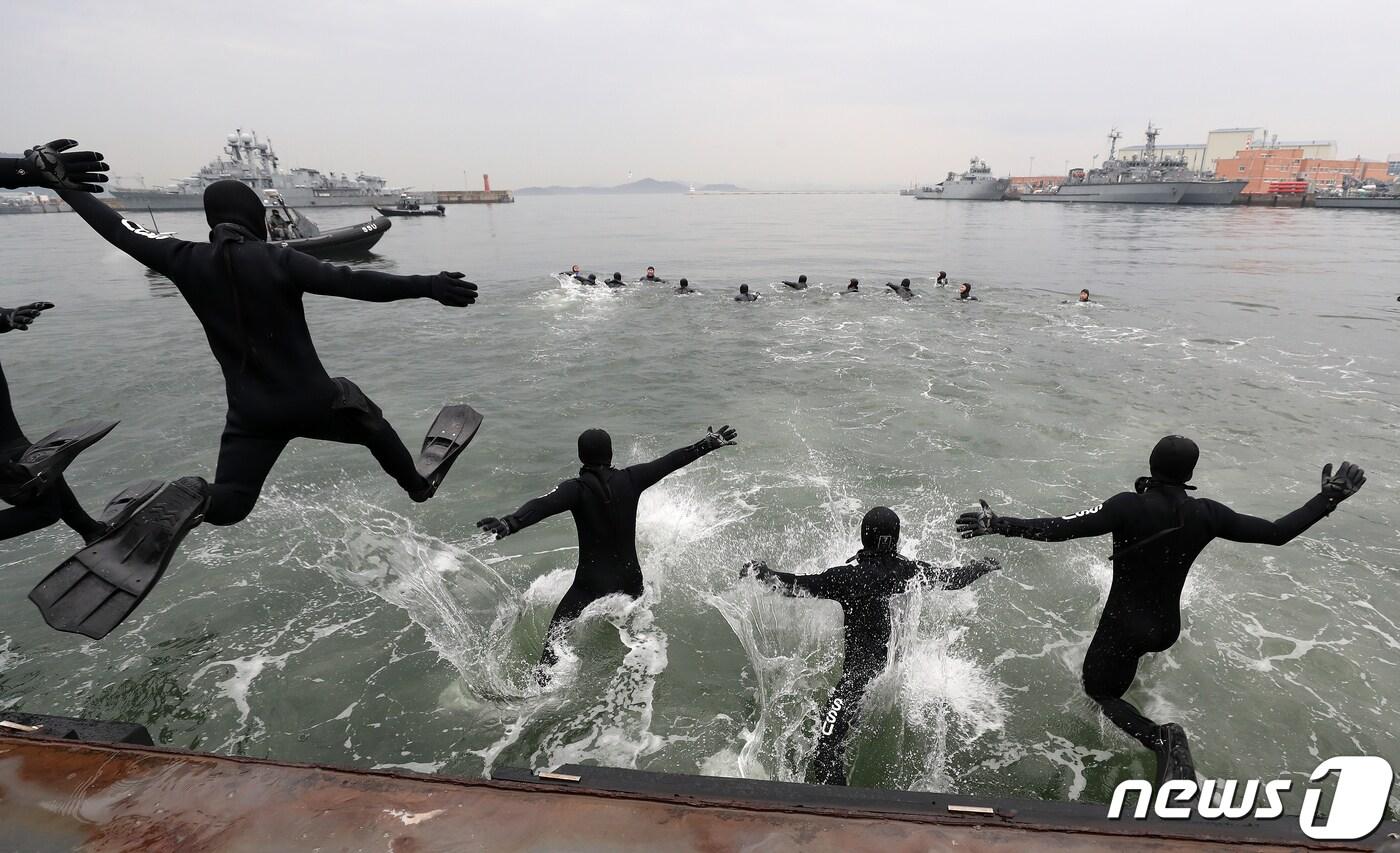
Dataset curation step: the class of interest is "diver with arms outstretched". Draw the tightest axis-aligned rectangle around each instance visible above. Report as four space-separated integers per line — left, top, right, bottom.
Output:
743 507 998 786
21 140 483 638
478 425 738 683
956 435 1365 784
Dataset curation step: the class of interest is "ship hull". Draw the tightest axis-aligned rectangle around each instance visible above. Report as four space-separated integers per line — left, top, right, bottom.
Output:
922 178 1010 200
1314 196 1400 209
1021 183 1184 204
111 188 408 211
1177 180 1246 205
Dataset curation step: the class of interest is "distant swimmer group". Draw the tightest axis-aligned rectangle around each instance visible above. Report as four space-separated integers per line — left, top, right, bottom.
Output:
0 138 1375 796
562 266 1034 304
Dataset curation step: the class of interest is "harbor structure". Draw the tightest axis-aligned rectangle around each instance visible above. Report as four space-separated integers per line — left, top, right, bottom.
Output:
1214 148 1391 195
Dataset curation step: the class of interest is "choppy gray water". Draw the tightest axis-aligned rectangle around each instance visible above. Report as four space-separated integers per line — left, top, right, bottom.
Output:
1 196 1396 807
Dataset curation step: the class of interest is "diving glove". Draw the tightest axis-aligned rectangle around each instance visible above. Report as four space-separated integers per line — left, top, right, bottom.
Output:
475 516 518 539
22 140 109 192
955 499 1001 539
739 560 768 578
1320 461 1365 505
0 302 53 333
697 424 739 454
430 271 478 307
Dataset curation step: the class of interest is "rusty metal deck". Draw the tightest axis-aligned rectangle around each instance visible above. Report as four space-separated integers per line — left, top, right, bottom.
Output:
0 730 1393 852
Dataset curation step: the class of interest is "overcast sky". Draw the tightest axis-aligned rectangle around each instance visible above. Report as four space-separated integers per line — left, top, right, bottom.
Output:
9 0 1398 190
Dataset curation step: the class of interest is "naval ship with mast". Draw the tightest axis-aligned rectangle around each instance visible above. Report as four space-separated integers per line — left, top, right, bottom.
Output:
109 130 405 211
1022 126 1247 205
914 156 1009 200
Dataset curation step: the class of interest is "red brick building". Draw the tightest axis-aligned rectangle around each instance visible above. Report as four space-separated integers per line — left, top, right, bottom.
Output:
1214 148 1391 194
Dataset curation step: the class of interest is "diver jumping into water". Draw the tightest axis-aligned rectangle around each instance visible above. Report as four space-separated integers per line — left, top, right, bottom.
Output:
477 425 739 683
0 302 155 545
26 140 483 638
743 507 999 786
956 435 1366 784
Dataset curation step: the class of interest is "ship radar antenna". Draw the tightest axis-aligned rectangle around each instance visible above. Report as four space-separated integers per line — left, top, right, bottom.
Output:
1144 122 1159 161
1107 128 1121 160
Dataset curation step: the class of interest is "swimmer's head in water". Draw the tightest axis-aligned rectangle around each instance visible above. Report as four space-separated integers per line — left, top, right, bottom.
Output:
646 266 655 276
679 277 689 288
204 179 268 241
612 272 622 281
587 273 597 282
861 506 901 554
901 278 911 287
959 283 972 297
572 264 580 274
849 278 859 288
1149 435 1199 488
578 428 613 467
798 275 807 284
1079 289 1090 301
739 284 749 294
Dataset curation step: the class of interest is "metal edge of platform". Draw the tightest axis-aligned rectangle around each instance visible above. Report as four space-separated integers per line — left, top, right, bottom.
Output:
0 723 1394 851
494 762 1399 850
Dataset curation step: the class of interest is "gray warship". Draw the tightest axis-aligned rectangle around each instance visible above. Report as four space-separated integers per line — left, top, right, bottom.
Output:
1021 126 1246 205
915 157 1009 200
109 130 406 211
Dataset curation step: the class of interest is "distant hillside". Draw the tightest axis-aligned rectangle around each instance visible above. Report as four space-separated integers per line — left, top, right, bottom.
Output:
516 178 690 195
696 183 745 192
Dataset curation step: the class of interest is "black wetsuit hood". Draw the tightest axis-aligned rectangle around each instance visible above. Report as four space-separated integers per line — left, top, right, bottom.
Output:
860 506 900 553
204 180 267 242
578 428 613 467
1146 434 1198 490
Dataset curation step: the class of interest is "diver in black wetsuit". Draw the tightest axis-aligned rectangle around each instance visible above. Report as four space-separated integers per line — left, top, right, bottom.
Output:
936 271 948 286
40 142 480 527
605 272 627 288
887 278 913 299
743 507 998 786
674 278 697 294
845 278 860 293
957 283 977 300
782 275 809 291
477 425 739 681
0 302 108 543
735 284 759 302
641 266 666 284
956 435 1366 783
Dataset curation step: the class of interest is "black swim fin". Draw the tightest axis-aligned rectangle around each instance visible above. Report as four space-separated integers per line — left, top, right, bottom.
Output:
29 476 208 640
0 419 118 506
411 404 483 501
1152 723 1197 786
98 477 165 525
